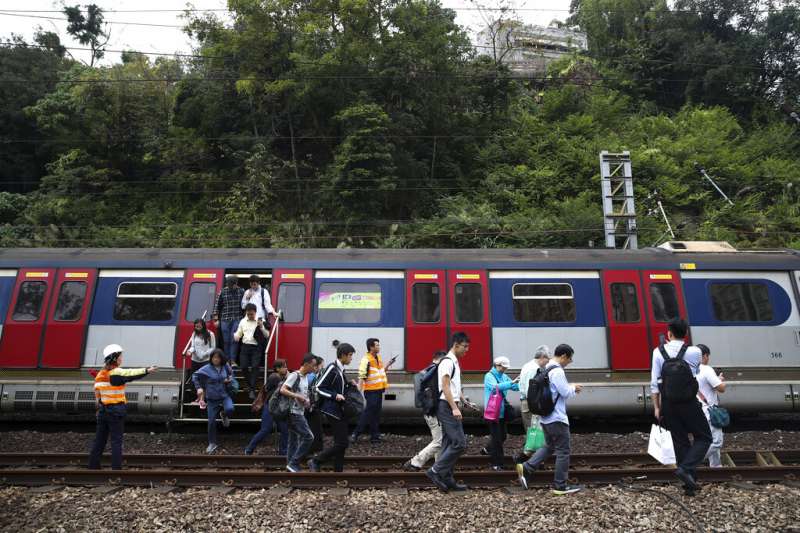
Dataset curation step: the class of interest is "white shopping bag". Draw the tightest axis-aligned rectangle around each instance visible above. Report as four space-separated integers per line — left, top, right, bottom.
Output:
647 424 676 465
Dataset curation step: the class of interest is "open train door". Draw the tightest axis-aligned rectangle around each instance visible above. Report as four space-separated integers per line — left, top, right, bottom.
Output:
405 270 447 371
0 269 57 368
269 269 312 370
446 270 491 371
174 270 223 368
40 269 98 368
602 270 650 370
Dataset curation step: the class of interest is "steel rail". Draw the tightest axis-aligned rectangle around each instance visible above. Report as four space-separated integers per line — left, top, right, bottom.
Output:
2 450 798 469
2 465 799 489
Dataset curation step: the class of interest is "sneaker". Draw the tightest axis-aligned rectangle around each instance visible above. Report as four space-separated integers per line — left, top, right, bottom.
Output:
479 447 489 456
516 463 529 490
308 459 320 472
249 391 256 400
286 464 301 473
206 443 218 454
674 467 697 490
552 484 583 495
349 433 359 444
222 412 230 428
244 448 253 455
402 460 421 472
425 468 449 493
443 477 468 492
490 465 503 472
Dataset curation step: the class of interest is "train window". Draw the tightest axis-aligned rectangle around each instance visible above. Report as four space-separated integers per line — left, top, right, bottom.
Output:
455 283 483 323
185 282 217 321
12 281 47 321
609 283 640 323
114 282 177 321
317 282 381 323
650 283 680 322
53 281 87 322
278 283 306 323
710 282 773 322
412 283 440 323
512 283 575 322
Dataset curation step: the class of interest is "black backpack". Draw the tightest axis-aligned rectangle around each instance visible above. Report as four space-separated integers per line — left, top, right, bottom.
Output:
268 371 301 421
416 359 455 417
658 344 698 403
526 365 560 416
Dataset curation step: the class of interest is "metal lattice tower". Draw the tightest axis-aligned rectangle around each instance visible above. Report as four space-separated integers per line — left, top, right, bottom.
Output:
600 151 638 249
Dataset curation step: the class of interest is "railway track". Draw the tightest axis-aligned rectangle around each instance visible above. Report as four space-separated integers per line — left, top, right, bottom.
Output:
1 450 799 489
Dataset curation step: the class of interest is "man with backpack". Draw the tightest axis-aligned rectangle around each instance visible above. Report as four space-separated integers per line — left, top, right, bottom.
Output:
516 343 583 495
280 354 317 473
650 318 711 495
425 332 472 492
403 351 446 471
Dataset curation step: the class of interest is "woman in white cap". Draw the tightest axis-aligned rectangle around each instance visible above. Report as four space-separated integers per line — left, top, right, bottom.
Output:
482 356 519 470
88 344 157 470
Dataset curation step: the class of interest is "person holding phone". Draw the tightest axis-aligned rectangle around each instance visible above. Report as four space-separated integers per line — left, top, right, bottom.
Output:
351 338 396 444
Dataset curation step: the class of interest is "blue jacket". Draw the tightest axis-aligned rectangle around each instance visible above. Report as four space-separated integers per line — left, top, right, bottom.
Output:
192 363 232 401
483 367 519 418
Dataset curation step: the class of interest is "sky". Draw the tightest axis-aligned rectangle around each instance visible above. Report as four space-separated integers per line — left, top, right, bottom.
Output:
0 0 573 65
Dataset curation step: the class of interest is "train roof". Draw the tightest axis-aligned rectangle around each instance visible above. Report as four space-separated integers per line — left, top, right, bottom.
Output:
0 247 798 271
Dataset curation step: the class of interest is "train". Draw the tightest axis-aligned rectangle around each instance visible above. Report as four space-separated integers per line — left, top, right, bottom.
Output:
0 241 799 422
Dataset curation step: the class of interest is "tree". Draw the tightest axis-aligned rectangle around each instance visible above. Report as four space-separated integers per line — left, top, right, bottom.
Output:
63 4 109 66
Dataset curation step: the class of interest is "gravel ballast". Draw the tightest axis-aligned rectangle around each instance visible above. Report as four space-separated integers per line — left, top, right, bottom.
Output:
1 484 799 532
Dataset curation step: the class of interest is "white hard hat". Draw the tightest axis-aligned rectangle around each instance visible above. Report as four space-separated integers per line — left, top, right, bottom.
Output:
103 344 124 358
493 356 511 368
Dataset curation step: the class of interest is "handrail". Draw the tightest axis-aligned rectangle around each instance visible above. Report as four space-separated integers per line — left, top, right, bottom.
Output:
263 311 281 385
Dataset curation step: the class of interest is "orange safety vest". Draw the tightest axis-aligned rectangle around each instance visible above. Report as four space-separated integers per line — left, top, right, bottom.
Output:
94 368 126 405
362 353 389 391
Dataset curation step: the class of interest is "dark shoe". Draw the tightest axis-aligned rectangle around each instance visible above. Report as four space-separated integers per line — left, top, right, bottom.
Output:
370 437 383 445
248 391 256 400
402 460 421 472
308 459 321 472
244 448 253 455
683 487 697 497
675 467 697 490
479 447 489 456
443 477 468 491
349 433 359 444
425 468 449 493
490 465 504 472
553 484 583 495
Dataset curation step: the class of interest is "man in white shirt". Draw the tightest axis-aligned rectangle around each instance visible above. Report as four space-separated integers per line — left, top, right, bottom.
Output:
696 344 726 468
519 345 551 430
426 332 472 493
241 274 276 321
650 318 711 496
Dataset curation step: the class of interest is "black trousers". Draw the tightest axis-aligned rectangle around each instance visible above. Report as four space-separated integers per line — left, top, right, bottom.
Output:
487 420 507 467
315 414 349 472
306 409 324 454
662 399 712 478
238 343 262 392
88 404 126 470
353 389 383 440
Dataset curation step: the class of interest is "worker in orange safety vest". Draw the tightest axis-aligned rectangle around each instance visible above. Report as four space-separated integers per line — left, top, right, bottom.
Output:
351 338 396 444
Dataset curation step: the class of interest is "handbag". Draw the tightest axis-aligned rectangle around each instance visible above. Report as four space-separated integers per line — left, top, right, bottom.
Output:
647 424 676 465
708 405 730 428
524 424 546 452
342 383 365 419
225 367 240 397
251 386 267 413
483 386 502 421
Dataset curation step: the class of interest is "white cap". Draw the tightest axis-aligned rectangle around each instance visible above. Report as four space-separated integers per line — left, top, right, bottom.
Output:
103 344 124 358
493 356 511 368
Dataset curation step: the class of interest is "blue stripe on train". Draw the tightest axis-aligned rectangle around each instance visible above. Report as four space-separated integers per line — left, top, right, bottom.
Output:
88 277 184 326
312 278 404 328
490 278 606 327
0 275 15 324
683 278 792 326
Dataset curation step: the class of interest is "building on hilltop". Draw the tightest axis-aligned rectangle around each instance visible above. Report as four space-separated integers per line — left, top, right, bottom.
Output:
476 21 587 75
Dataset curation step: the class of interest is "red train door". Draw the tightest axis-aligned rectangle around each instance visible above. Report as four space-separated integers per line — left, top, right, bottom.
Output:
40 269 98 368
0 268 57 368
175 270 223 368
406 270 447 371
641 270 688 349
602 270 650 370
446 270 491 371
270 269 312 370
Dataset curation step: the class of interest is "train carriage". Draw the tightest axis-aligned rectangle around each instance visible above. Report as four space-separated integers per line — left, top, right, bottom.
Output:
0 242 798 420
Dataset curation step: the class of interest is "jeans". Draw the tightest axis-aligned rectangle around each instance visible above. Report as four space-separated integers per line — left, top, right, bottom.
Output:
88 403 126 470
701 403 724 468
287 413 314 469
316 414 350 472
523 421 571 488
353 389 383 440
487 420 507 467
220 319 240 363
246 405 288 454
663 399 712 478
431 400 466 479
239 343 262 392
206 396 234 446
411 415 442 468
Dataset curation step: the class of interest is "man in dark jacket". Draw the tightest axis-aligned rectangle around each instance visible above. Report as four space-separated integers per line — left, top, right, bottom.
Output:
310 342 356 472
